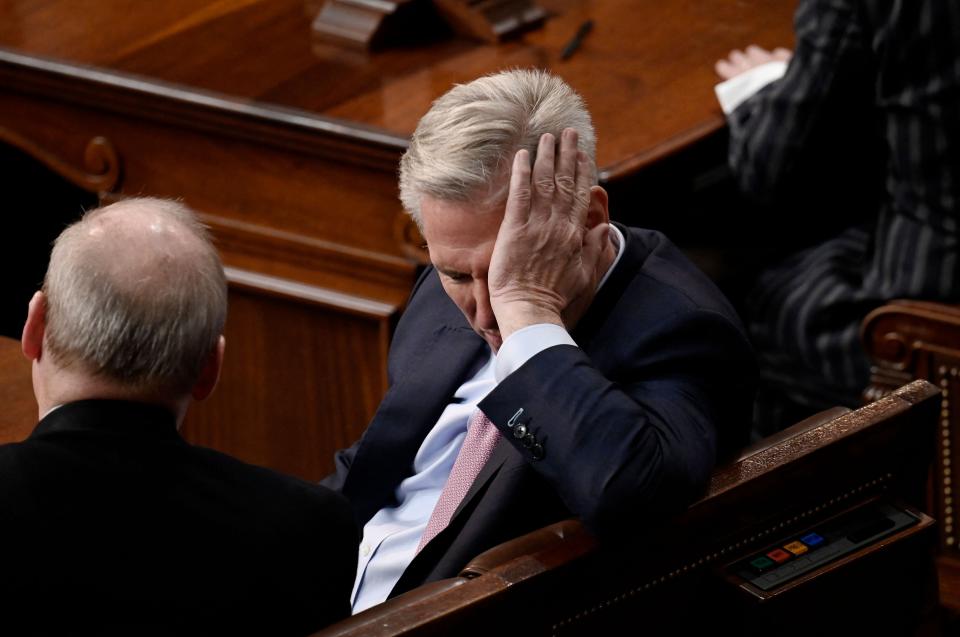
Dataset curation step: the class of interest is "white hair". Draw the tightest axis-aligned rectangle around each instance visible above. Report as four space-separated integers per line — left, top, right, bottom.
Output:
399 69 597 228
43 197 227 395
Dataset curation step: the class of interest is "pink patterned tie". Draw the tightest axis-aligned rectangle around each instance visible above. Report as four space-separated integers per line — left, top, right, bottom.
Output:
417 408 502 552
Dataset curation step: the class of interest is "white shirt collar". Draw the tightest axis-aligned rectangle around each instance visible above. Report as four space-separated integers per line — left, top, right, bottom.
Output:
597 224 626 291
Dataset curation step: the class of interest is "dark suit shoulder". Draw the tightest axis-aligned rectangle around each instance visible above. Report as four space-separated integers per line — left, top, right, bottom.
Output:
627 227 743 319
188 444 354 526
0 408 358 635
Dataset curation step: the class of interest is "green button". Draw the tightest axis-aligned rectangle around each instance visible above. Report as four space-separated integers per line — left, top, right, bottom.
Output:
750 556 775 572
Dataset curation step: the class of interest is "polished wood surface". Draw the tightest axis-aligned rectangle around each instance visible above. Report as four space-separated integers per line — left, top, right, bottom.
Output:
0 0 797 181
0 336 36 444
863 300 960 611
0 0 796 480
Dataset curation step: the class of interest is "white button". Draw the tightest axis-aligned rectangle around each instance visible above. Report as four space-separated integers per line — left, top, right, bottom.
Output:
361 544 371 557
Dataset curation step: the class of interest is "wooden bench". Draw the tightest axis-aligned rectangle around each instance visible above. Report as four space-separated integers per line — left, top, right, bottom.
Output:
314 380 941 636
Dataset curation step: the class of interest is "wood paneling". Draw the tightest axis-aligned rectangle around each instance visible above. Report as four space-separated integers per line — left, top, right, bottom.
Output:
184 268 398 480
0 336 36 444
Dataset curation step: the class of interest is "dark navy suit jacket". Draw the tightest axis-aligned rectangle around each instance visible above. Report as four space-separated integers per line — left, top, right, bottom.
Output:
323 225 756 596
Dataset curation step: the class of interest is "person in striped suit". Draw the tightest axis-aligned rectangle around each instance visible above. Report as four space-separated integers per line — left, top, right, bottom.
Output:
715 0 960 433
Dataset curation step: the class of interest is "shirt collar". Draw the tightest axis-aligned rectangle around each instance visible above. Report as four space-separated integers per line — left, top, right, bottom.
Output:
596 223 626 292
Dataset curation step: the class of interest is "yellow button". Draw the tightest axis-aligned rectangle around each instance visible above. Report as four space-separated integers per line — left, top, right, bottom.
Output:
784 541 808 556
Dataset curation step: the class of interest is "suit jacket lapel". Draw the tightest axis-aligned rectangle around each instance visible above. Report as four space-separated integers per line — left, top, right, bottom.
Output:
345 324 488 524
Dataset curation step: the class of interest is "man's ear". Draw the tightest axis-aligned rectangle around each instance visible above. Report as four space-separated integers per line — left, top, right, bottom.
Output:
585 186 610 229
192 335 225 401
22 291 46 362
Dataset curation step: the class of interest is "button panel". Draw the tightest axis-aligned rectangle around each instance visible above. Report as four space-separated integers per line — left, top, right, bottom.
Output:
731 502 919 592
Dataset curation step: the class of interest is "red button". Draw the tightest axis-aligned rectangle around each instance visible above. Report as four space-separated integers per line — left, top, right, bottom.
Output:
766 548 792 564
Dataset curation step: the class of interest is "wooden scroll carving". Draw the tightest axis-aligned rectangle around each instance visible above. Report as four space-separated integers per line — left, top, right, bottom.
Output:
0 128 121 195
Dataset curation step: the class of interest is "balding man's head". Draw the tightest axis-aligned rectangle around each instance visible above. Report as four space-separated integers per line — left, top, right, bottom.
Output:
41 198 227 396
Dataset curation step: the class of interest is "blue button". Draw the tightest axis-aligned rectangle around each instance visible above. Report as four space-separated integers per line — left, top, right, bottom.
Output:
800 532 824 547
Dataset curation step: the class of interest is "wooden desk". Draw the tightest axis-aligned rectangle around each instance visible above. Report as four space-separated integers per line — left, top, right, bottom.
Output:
0 0 796 480
0 336 37 443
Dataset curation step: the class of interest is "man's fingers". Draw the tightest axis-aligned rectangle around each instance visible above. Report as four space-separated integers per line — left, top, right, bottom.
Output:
504 148 532 225
572 151 593 225
554 128 579 207
506 131 588 227
530 132 556 216
581 222 610 276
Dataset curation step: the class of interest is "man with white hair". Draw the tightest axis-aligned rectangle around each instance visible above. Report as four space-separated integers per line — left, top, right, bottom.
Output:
324 69 757 613
0 198 357 636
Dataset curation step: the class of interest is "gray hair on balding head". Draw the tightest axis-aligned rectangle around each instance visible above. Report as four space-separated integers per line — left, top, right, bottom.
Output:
399 69 597 228
43 197 227 395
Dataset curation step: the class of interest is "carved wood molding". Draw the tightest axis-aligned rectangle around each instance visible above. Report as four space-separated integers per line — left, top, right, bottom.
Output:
88 195 419 305
0 126 120 194
0 48 406 174
224 266 399 319
862 301 960 394
202 212 418 294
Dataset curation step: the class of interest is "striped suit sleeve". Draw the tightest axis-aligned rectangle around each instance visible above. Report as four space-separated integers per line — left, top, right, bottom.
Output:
727 0 866 201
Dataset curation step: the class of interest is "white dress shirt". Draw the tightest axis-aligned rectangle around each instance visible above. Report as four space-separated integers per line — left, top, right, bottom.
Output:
351 225 626 613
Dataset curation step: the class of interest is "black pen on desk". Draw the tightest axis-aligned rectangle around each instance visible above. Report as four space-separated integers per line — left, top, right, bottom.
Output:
560 20 594 61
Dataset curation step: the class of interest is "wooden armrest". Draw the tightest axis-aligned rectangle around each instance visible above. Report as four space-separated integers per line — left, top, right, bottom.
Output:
733 406 851 462
460 519 592 578
465 395 915 581
310 578 467 637
461 404 868 580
